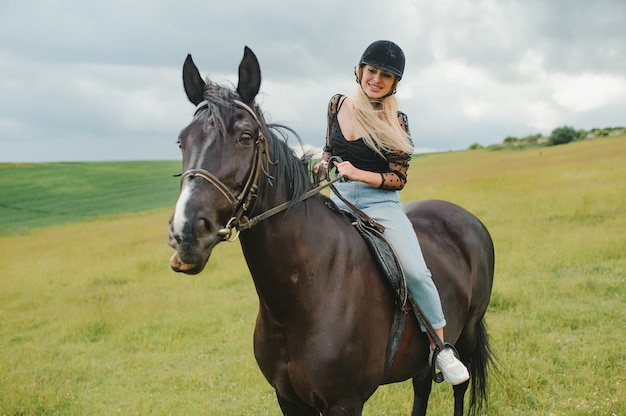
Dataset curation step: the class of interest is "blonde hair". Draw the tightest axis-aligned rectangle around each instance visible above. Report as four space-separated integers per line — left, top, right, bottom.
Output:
352 66 414 155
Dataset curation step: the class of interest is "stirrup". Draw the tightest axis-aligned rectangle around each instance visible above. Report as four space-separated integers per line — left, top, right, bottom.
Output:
430 342 460 383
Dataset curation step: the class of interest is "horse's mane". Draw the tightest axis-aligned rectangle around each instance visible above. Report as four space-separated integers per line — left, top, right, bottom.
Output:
264 121 316 203
201 79 316 206
200 79 240 138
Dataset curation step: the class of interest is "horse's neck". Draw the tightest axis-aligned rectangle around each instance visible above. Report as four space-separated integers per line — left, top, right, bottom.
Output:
240 197 339 311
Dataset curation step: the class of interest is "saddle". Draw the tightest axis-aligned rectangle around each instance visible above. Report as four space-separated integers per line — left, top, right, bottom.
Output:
342 210 409 372
321 157 424 372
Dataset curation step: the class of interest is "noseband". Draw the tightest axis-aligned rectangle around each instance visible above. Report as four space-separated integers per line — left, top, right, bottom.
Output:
179 99 341 242
180 99 271 241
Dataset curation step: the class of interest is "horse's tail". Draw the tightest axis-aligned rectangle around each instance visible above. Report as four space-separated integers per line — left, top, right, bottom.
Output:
467 317 493 416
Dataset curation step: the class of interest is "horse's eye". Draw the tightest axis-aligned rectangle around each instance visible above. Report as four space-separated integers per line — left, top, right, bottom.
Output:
240 131 254 143
177 140 182 150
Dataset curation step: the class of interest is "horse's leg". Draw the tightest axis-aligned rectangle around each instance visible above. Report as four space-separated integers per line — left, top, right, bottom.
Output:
278 397 363 416
410 373 432 416
452 380 469 416
325 400 364 416
277 395 319 416
277 396 364 416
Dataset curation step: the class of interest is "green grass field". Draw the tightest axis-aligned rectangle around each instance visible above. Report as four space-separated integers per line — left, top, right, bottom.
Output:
0 161 181 234
1 136 624 415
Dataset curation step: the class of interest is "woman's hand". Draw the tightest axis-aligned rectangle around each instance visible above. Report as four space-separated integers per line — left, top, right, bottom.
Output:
313 159 329 179
333 160 357 180
333 160 384 188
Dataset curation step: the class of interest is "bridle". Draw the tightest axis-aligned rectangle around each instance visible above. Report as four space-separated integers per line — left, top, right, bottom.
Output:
179 99 341 242
179 99 271 241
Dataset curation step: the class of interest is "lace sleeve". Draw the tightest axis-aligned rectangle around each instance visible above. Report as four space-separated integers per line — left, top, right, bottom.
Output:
379 151 410 190
323 95 343 160
398 111 411 137
378 112 412 190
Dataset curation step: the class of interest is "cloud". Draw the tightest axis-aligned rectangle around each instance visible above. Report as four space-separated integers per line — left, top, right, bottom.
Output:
552 73 626 112
0 0 624 162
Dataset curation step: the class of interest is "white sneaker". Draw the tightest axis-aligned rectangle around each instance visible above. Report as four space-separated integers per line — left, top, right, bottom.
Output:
430 347 470 385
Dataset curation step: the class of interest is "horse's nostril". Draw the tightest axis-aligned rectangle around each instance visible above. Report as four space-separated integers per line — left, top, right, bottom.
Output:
198 218 210 231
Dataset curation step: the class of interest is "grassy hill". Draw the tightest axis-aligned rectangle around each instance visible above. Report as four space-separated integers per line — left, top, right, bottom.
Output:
0 136 624 415
0 161 181 234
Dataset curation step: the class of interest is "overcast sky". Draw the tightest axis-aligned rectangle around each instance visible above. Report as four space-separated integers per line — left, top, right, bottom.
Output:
1 0 624 162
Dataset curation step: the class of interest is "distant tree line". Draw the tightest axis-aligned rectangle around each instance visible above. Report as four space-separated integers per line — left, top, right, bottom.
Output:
469 126 625 151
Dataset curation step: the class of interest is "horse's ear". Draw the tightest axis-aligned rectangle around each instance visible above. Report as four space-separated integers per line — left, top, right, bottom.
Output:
236 46 261 104
182 54 206 106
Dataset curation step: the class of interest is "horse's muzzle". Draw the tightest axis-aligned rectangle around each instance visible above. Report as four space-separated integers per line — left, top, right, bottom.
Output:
169 251 201 274
168 226 219 274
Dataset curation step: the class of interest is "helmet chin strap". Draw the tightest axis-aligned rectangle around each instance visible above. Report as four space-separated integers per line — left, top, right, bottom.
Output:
355 68 399 104
357 81 397 107
354 65 399 106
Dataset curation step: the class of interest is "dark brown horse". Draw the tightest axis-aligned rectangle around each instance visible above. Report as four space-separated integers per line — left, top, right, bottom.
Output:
168 47 495 416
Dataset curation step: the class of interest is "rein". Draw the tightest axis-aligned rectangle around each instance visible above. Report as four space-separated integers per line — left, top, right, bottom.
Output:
180 99 339 242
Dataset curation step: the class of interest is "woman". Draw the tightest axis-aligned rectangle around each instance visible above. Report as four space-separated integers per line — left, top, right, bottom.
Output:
315 40 469 385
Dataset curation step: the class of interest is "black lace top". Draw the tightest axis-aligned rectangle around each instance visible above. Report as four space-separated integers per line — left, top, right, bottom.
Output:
323 94 412 190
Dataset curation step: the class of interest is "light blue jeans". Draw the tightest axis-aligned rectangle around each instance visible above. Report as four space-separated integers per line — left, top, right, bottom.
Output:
331 181 446 331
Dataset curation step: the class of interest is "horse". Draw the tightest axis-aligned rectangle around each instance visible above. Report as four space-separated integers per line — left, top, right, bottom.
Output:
168 46 495 416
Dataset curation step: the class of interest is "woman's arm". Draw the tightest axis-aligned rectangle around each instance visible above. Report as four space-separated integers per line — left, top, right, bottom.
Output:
314 95 341 178
378 152 410 190
375 111 411 190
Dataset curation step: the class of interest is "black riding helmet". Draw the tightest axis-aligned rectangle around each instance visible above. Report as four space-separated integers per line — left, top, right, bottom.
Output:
358 40 406 80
